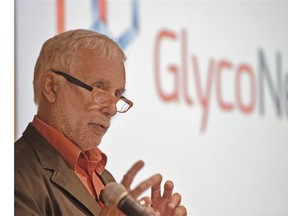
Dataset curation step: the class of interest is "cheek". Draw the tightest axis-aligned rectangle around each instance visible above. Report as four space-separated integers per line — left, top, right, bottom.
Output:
60 108 80 132
57 93 104 148
57 96 86 128
70 118 104 150
59 95 93 128
63 109 100 135
63 85 92 107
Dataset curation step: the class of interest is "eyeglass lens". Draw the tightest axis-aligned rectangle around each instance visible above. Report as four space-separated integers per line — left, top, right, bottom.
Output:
92 90 130 112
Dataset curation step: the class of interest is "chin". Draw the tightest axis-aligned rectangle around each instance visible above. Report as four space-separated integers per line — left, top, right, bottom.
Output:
81 137 103 151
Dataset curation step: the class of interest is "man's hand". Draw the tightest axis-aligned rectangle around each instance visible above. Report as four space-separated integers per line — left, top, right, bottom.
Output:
151 180 187 216
121 160 162 197
100 160 162 216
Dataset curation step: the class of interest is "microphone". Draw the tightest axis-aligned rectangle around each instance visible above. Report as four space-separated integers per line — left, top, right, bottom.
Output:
101 182 150 216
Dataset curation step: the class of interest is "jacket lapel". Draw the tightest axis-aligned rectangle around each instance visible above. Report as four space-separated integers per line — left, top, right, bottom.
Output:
50 165 102 215
23 124 103 215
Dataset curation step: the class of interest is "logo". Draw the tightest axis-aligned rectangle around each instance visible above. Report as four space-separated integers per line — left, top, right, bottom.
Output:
154 29 288 132
56 0 140 49
91 0 139 49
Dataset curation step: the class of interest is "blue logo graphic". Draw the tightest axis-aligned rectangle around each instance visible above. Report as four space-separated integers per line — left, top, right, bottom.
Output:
90 0 139 49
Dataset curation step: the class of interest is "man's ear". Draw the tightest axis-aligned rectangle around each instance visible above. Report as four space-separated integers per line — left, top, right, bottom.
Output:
42 71 59 103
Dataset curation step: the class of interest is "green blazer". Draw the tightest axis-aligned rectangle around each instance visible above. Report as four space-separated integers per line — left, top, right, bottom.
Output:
15 124 115 216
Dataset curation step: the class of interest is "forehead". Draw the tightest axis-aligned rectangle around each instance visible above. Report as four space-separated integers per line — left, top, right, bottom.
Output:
72 53 126 87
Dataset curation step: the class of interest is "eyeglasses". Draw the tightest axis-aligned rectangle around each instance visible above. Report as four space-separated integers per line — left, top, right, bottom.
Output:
51 69 133 113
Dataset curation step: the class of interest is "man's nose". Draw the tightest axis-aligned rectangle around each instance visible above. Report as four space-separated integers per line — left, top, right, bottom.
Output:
100 101 117 117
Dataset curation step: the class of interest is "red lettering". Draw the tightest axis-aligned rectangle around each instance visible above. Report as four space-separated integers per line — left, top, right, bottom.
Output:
154 30 179 102
99 0 107 23
181 30 193 105
192 56 215 132
216 60 234 111
235 64 256 113
56 0 65 33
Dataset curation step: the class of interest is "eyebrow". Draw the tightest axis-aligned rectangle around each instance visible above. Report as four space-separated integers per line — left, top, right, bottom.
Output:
90 79 126 95
89 78 109 87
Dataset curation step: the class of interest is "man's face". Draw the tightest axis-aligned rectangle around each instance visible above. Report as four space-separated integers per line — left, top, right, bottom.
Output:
56 53 126 151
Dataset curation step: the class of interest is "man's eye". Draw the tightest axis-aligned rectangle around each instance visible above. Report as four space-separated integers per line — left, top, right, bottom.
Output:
95 83 104 89
115 91 123 98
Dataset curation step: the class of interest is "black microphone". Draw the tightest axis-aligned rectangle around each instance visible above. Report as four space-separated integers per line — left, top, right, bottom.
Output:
101 182 150 216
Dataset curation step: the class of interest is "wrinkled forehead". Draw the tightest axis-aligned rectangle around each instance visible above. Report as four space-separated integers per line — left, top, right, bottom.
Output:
92 57 125 72
70 49 125 73
73 48 125 65
69 53 126 86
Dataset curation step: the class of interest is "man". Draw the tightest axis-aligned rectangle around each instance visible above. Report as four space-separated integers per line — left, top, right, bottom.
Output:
15 29 187 216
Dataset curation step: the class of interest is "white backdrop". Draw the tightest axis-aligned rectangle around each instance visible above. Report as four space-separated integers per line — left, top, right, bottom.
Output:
16 1 288 215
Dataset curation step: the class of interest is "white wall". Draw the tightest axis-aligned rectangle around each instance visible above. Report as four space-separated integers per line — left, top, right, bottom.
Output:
16 1 288 215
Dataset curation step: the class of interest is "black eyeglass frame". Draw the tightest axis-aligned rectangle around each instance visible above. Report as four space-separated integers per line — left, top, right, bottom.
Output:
51 69 133 113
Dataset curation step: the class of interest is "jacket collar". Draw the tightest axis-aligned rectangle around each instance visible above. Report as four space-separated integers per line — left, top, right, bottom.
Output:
23 123 103 215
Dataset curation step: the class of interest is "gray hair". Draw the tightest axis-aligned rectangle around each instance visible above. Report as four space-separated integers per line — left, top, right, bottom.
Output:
33 29 125 104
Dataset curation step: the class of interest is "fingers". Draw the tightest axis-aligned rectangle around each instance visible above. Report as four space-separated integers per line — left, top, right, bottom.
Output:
173 205 187 216
119 161 187 215
120 160 162 200
138 196 151 206
167 192 181 209
145 207 161 216
130 173 162 198
151 179 162 201
166 193 183 216
151 179 174 204
139 197 161 216
163 180 174 199
150 179 186 216
121 160 144 188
